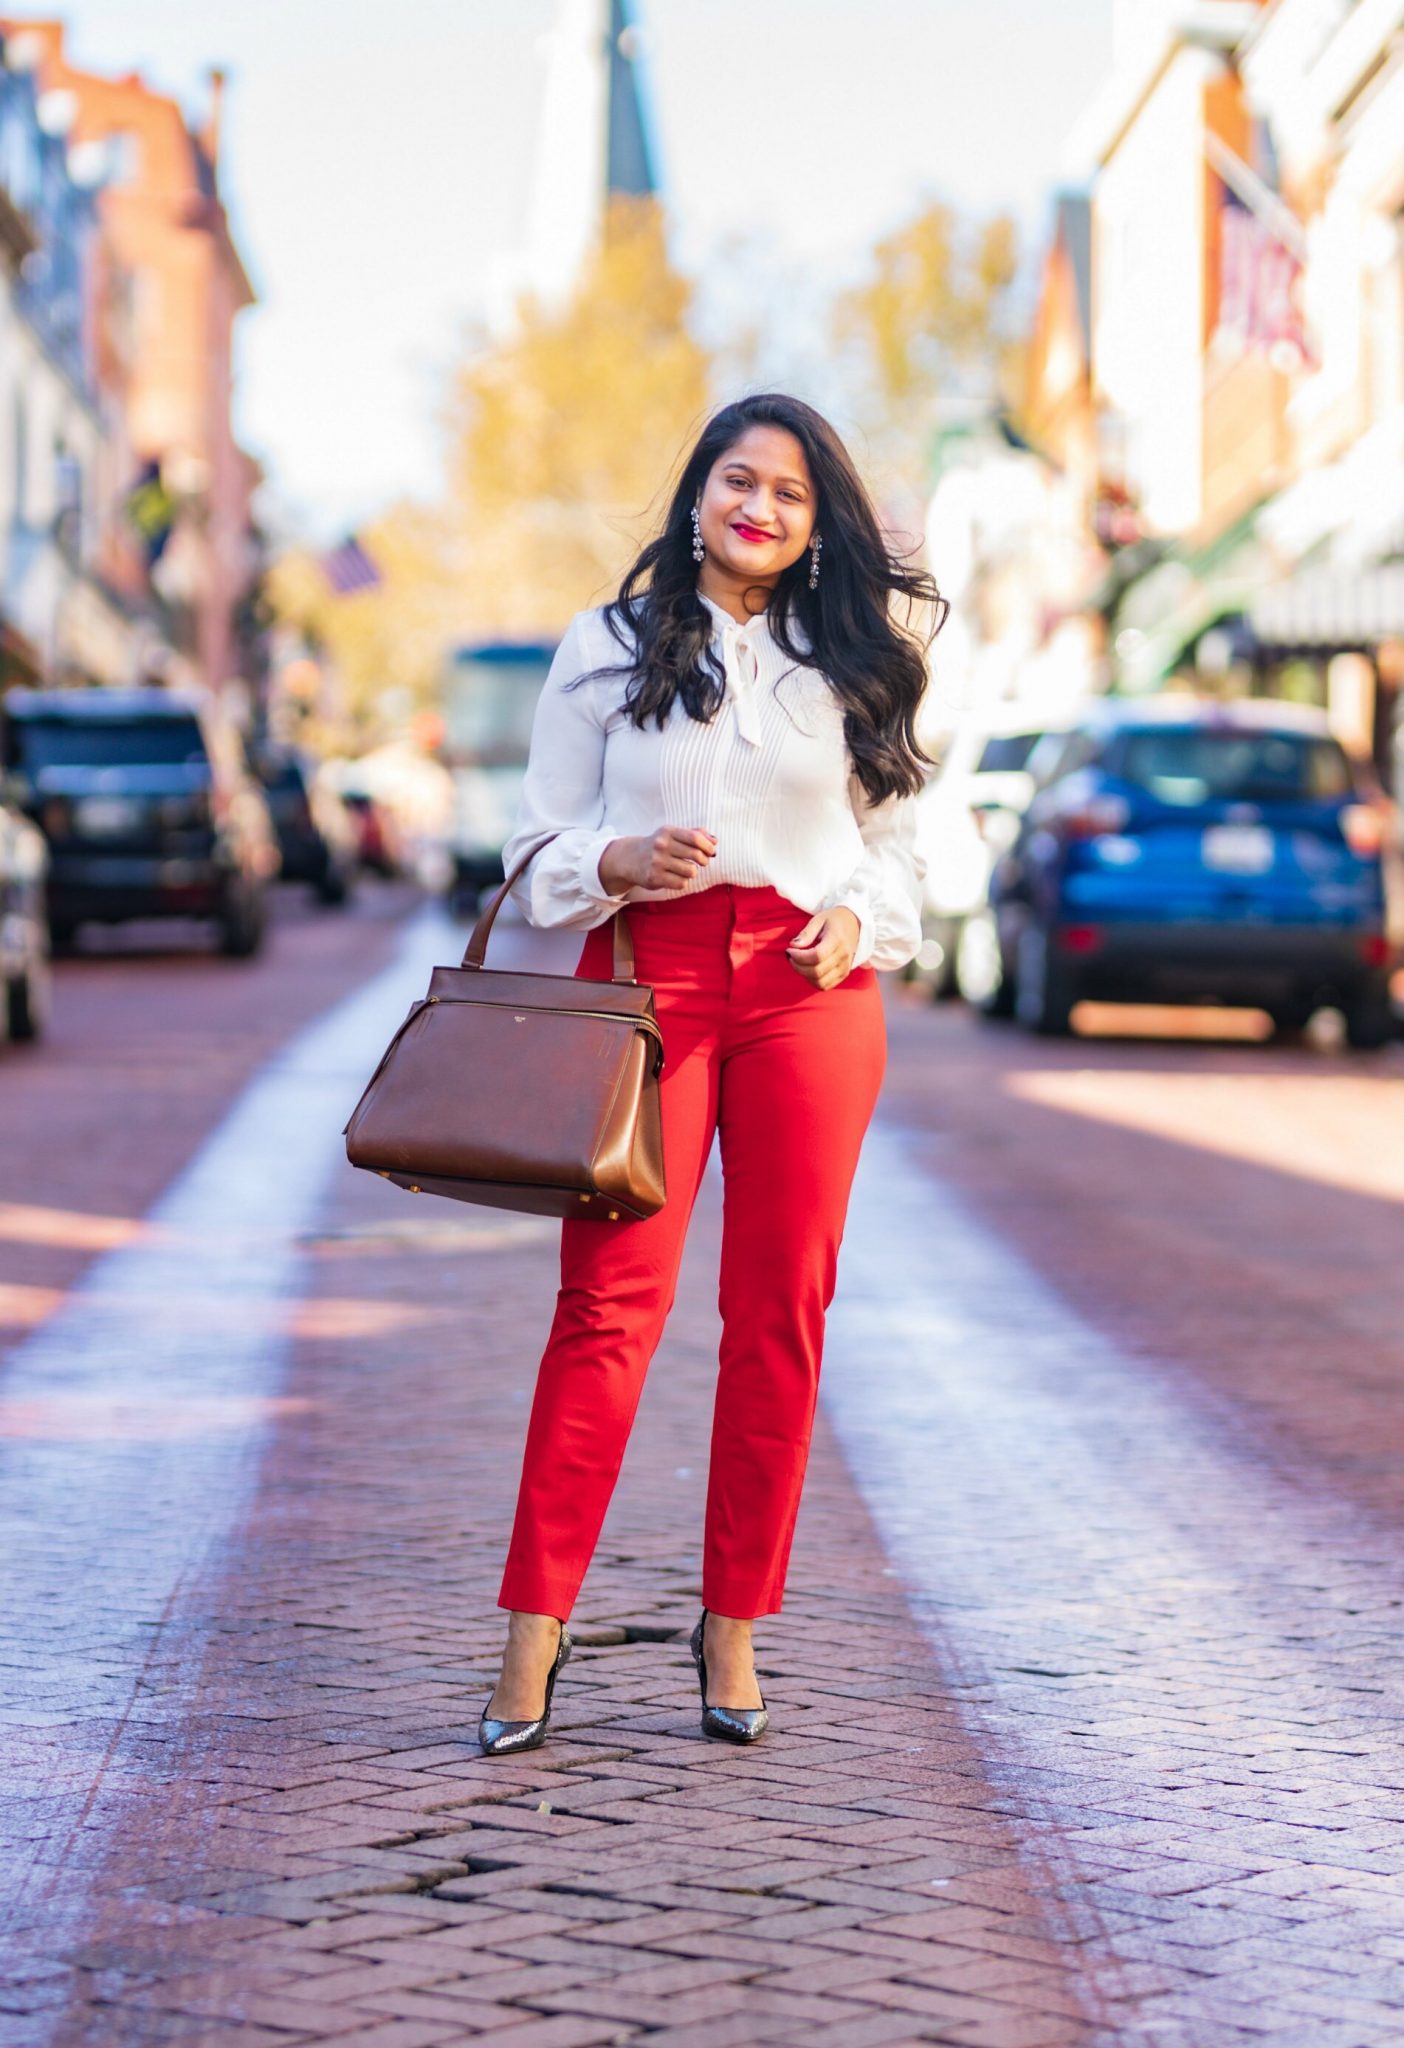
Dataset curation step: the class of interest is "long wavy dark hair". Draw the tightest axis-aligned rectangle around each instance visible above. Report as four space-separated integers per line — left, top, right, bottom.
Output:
587 393 948 804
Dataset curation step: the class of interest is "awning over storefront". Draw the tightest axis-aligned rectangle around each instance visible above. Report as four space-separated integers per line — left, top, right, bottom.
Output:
1249 563 1404 647
1256 412 1404 572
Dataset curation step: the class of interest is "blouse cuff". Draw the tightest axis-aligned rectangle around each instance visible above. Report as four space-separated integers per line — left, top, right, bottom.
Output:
521 829 631 929
829 891 877 969
579 834 629 906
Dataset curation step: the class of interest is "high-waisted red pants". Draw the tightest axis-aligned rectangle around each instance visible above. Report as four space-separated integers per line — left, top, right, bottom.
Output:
497 884 887 1622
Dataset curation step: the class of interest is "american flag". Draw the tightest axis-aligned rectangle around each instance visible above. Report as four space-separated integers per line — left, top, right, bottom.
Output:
1218 192 1311 367
320 534 382 595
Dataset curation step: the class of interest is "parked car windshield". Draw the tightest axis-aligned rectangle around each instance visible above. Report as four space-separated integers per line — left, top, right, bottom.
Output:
1115 729 1353 806
13 718 209 771
975 733 1044 774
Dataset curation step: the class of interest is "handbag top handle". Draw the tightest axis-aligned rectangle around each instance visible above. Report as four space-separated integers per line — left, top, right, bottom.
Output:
460 832 636 983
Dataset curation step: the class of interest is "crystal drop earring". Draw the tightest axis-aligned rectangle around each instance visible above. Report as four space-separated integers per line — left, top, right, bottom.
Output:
691 505 705 564
808 532 823 590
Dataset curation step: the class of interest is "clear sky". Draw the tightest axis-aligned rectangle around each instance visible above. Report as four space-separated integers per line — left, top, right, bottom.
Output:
39 0 1114 538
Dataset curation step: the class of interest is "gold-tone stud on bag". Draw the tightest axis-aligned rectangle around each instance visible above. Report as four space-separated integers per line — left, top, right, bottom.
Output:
343 837 666 1221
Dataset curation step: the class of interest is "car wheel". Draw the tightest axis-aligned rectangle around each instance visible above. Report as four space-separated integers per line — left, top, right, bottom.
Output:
1343 992 1395 1051
929 922 961 1001
1267 999 1314 1043
219 883 265 958
6 957 50 1042
1015 923 1077 1036
956 909 1015 1017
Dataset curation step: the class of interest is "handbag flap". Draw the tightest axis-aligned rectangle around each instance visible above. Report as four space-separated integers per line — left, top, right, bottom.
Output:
426 962 656 1021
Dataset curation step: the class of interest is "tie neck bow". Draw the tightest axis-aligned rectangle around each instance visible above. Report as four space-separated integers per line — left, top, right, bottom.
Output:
704 599 768 747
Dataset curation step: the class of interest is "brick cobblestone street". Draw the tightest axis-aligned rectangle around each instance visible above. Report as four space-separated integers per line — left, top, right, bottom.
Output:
3 889 1404 2047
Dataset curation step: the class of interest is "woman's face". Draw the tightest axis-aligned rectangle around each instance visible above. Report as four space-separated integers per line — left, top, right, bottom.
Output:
696 425 817 587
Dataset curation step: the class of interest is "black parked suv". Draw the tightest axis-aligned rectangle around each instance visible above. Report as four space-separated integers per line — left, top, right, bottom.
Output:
0 777 49 1041
2 688 280 956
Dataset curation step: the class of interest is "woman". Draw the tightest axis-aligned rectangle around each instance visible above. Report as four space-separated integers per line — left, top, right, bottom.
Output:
480 392 945 1754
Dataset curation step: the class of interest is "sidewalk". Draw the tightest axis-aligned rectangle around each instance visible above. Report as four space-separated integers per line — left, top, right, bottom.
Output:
17 1143 1090 2048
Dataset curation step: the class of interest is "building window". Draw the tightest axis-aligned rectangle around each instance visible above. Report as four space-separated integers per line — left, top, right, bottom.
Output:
54 440 82 560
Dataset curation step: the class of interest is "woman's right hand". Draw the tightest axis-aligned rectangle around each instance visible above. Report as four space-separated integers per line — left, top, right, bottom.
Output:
598 827 717 895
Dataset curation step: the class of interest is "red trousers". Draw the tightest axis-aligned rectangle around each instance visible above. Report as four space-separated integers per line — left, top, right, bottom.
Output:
497 884 887 1622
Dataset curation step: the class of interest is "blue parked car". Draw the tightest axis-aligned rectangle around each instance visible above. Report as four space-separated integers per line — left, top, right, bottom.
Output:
963 697 1399 1047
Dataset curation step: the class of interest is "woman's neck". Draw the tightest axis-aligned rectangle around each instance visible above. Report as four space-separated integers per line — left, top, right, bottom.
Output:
697 562 775 625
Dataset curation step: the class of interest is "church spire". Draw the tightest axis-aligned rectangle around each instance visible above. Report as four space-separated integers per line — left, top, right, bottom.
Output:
605 0 657 198
507 0 662 320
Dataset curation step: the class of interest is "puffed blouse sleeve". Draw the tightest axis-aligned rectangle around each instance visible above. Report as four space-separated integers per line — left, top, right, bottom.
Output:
821 774 927 972
501 613 632 931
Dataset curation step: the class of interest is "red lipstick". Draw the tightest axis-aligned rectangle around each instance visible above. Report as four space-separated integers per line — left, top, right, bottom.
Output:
732 522 775 544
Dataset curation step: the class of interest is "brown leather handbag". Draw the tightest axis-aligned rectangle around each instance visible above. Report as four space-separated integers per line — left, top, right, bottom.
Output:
343 839 665 1220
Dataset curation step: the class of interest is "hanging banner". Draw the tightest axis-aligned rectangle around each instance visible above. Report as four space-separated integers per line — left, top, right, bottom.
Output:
124 457 176 566
1218 192 1311 367
320 535 382 596
1206 134 1314 373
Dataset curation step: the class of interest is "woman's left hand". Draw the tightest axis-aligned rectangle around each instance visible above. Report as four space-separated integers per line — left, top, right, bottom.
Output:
785 906 862 990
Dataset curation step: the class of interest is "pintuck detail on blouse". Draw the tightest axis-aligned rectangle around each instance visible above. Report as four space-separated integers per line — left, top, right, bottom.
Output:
501 596 926 971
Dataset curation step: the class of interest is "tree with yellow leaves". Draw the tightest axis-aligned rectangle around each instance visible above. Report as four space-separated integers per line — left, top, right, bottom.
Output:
268 195 710 747
265 503 460 751
268 192 1019 750
836 202 1021 482
447 195 711 635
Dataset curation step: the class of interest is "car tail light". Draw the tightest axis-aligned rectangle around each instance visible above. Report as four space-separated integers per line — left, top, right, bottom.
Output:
1360 933 1393 967
1340 803 1387 857
1059 924 1103 955
1060 794 1130 840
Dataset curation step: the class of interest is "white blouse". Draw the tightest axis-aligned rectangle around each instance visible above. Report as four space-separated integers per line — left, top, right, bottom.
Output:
502 595 925 970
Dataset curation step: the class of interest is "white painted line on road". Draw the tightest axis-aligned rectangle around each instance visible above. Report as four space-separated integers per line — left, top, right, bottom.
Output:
0 903 458 1974
825 1120 1404 2034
